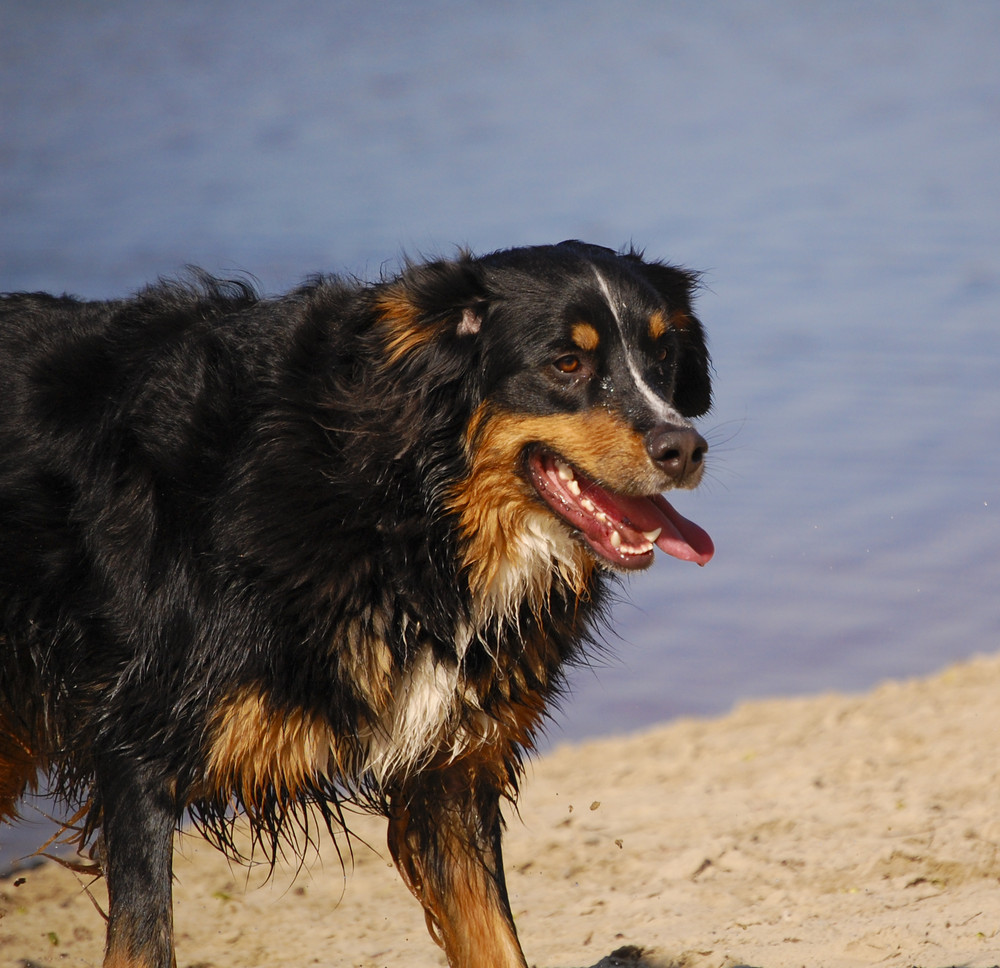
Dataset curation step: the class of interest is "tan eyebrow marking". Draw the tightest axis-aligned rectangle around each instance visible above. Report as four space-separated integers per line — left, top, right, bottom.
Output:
649 309 691 341
571 322 600 352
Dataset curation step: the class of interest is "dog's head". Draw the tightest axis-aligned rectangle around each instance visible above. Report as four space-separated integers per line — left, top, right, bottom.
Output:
374 242 713 614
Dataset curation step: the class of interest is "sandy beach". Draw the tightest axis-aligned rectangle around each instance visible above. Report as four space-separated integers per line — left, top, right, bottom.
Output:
3 653 1000 968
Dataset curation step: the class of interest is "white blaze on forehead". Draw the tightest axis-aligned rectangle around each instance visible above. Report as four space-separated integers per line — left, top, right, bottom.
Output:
592 266 687 425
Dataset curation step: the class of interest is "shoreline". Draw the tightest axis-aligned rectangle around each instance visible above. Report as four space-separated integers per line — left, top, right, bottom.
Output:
3 654 1000 968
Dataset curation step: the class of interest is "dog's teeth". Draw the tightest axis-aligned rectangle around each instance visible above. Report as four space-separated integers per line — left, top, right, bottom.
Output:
618 540 654 556
580 497 596 512
642 528 662 542
555 459 575 482
609 531 622 549
567 479 581 496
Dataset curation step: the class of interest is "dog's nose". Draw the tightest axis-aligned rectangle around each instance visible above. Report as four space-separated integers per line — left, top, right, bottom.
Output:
645 423 708 482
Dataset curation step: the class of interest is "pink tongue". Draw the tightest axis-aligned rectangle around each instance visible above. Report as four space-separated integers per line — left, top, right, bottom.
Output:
610 492 715 565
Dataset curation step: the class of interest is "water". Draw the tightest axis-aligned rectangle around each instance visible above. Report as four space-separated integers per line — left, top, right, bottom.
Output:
2 0 998 870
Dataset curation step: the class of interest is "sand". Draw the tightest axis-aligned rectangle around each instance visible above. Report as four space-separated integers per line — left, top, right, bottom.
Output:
3 653 1000 968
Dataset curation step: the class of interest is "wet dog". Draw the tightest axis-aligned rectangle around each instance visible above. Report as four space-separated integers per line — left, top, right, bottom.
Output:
0 241 713 967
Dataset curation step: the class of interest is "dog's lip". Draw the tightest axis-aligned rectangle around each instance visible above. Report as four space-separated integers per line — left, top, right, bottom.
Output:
526 448 714 569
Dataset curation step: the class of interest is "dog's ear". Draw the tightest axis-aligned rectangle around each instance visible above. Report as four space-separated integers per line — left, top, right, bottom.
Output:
631 258 712 418
375 255 488 365
456 305 483 336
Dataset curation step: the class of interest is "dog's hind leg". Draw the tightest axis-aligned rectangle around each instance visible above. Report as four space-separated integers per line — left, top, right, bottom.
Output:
0 716 37 821
95 755 179 968
387 764 528 968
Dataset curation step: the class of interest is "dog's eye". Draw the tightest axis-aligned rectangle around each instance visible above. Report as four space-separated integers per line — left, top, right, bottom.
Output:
554 354 581 374
654 345 668 363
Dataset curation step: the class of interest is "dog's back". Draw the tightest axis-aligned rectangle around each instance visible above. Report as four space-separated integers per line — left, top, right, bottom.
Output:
1 280 289 819
0 243 713 968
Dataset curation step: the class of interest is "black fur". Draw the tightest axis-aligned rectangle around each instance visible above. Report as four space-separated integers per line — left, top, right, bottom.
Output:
0 242 712 968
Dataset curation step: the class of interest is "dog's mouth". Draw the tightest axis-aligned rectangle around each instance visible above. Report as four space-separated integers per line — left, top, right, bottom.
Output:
527 448 714 570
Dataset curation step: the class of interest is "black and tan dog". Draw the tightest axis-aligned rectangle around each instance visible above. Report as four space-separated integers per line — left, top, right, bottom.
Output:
0 241 713 968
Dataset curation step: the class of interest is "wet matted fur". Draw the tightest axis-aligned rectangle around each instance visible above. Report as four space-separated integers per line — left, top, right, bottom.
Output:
0 241 714 968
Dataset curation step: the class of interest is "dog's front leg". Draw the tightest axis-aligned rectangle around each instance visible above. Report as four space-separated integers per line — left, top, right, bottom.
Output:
95 755 178 968
387 764 528 968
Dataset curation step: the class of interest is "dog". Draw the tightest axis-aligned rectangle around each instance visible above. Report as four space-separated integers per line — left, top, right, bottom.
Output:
0 241 713 968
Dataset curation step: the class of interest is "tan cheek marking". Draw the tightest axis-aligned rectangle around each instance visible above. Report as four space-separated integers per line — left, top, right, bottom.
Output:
448 406 660 603
472 409 653 486
571 321 600 352
203 687 343 809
